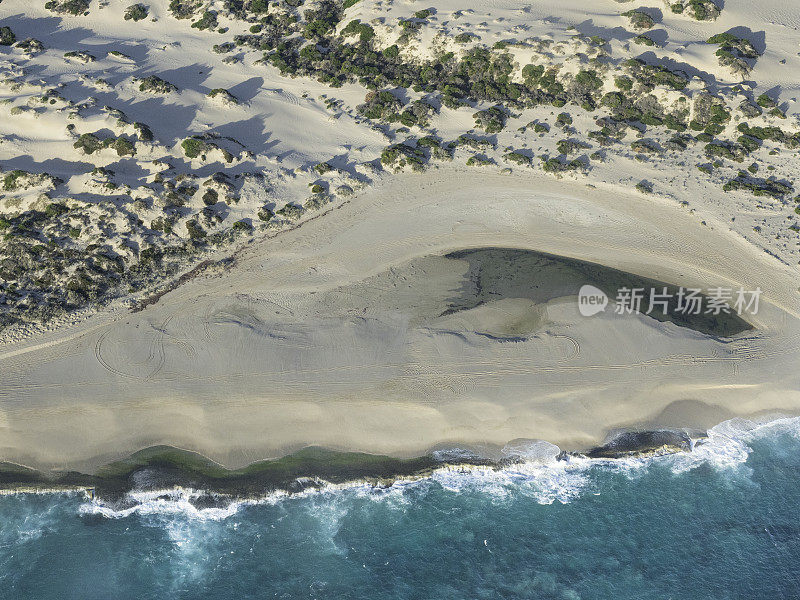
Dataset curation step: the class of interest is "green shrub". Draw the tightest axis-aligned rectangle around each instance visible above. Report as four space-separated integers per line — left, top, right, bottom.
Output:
133 122 154 142
398 99 435 128
738 135 760 152
169 0 201 19
3 170 26 191
522 64 544 85
556 112 573 127
382 45 399 59
541 156 583 173
73 133 103 154
622 10 655 30
113 137 136 156
64 50 96 63
631 139 660 154
756 93 777 108
473 105 507 133
186 220 206 239
276 203 305 219
191 11 218 31
0 27 15 46
723 177 793 198
305 18 336 40
503 151 531 165
626 59 688 90
232 220 252 231
213 42 235 54
381 143 425 170
45 203 69 218
614 76 633 91
138 75 177 94
634 34 656 47
181 137 207 158
557 139 590 155
456 135 494 150
574 69 603 90
341 20 375 42
707 33 758 59
686 0 721 21
108 50 132 60
455 33 477 44
704 141 744 162
124 4 149 21
202 189 219 205
663 114 687 131
358 90 403 121
466 155 494 167
44 0 90 15
207 88 238 104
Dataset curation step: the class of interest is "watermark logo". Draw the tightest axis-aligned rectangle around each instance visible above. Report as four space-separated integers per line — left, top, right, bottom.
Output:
578 284 608 317
577 285 762 317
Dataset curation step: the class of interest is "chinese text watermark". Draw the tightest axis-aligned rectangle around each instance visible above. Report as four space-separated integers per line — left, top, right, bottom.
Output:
578 285 761 317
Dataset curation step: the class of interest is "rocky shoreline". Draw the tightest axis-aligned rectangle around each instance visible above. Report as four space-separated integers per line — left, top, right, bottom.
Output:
0 429 704 502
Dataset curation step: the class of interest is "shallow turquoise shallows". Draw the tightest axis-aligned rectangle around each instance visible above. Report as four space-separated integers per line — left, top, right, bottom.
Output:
2 418 800 599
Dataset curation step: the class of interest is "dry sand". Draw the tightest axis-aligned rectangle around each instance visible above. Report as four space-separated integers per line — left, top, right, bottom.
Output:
1 167 798 472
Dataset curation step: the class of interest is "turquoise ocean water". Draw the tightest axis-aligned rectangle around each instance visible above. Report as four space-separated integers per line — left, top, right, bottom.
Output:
2 417 800 599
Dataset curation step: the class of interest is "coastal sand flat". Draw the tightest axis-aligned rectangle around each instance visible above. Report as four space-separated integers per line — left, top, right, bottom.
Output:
1 168 799 471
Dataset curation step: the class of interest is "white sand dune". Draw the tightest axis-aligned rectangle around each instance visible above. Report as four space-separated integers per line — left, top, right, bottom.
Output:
1 168 798 472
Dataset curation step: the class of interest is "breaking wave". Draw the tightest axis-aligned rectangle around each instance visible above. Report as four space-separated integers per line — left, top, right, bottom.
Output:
76 416 800 521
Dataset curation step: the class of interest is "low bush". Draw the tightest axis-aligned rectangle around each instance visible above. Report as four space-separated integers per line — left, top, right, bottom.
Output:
622 10 655 30
191 11 218 30
186 220 206 239
181 137 207 158
0 27 16 46
138 75 177 94
473 105 507 133
503 151 531 165
723 176 793 198
124 3 149 21
44 0 90 15
73 133 103 154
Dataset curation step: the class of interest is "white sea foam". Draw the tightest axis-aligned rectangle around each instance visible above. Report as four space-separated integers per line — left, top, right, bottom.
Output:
79 488 264 521
74 416 800 521
663 415 800 475
664 421 753 475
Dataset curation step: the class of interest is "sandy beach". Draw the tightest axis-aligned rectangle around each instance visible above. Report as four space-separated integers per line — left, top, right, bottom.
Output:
5 0 800 596
1 167 798 473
